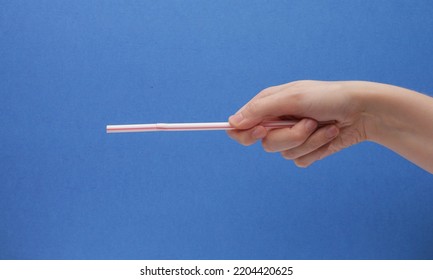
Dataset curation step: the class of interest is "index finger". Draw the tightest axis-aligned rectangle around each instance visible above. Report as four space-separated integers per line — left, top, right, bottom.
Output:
229 92 302 130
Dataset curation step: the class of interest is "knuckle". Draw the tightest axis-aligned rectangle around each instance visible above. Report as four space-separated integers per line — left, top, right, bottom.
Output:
240 140 253 147
258 87 273 96
281 150 296 160
289 80 311 88
287 80 302 87
291 130 307 146
232 132 255 146
294 158 309 168
234 140 250 146
226 130 237 140
261 139 274 153
244 100 259 115
325 141 341 156
240 137 255 146
291 90 306 102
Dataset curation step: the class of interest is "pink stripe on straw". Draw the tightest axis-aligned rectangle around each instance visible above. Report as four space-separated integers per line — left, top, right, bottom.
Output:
106 121 337 133
106 121 300 133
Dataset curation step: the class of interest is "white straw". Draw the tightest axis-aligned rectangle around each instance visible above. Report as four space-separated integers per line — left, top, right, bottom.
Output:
106 120 299 133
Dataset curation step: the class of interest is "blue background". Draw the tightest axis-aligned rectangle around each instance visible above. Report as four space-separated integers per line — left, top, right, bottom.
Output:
1 0 433 259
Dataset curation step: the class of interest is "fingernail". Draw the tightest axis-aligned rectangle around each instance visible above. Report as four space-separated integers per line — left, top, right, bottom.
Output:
326 126 338 138
230 113 244 126
252 127 266 139
305 119 317 131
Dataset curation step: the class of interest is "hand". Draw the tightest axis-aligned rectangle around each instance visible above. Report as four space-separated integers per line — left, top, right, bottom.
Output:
227 80 433 173
227 80 372 167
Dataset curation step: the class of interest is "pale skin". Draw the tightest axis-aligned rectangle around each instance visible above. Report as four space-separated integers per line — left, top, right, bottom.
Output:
227 80 433 174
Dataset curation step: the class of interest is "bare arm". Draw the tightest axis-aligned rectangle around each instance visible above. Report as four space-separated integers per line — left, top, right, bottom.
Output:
358 82 433 172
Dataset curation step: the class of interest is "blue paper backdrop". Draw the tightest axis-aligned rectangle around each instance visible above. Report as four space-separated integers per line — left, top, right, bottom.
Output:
1 0 433 259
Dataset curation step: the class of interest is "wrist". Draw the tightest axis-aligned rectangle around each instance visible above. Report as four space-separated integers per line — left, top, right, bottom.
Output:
342 81 405 143
348 81 433 146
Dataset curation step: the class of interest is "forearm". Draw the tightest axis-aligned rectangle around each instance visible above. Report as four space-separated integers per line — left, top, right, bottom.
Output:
354 82 433 173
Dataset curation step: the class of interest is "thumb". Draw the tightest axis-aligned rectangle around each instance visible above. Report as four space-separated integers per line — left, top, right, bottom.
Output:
229 93 298 129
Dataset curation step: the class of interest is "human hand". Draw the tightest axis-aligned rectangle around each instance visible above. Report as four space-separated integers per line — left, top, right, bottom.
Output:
227 80 370 167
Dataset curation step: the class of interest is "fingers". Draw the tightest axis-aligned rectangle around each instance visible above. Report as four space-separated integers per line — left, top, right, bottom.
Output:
279 125 339 166
292 141 340 168
229 87 303 130
226 116 326 149
227 120 341 167
226 80 356 167
227 82 303 144
226 125 267 146
234 84 290 115
261 119 318 152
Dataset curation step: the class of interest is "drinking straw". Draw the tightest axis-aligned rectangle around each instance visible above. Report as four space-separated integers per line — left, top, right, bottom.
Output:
106 120 334 133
